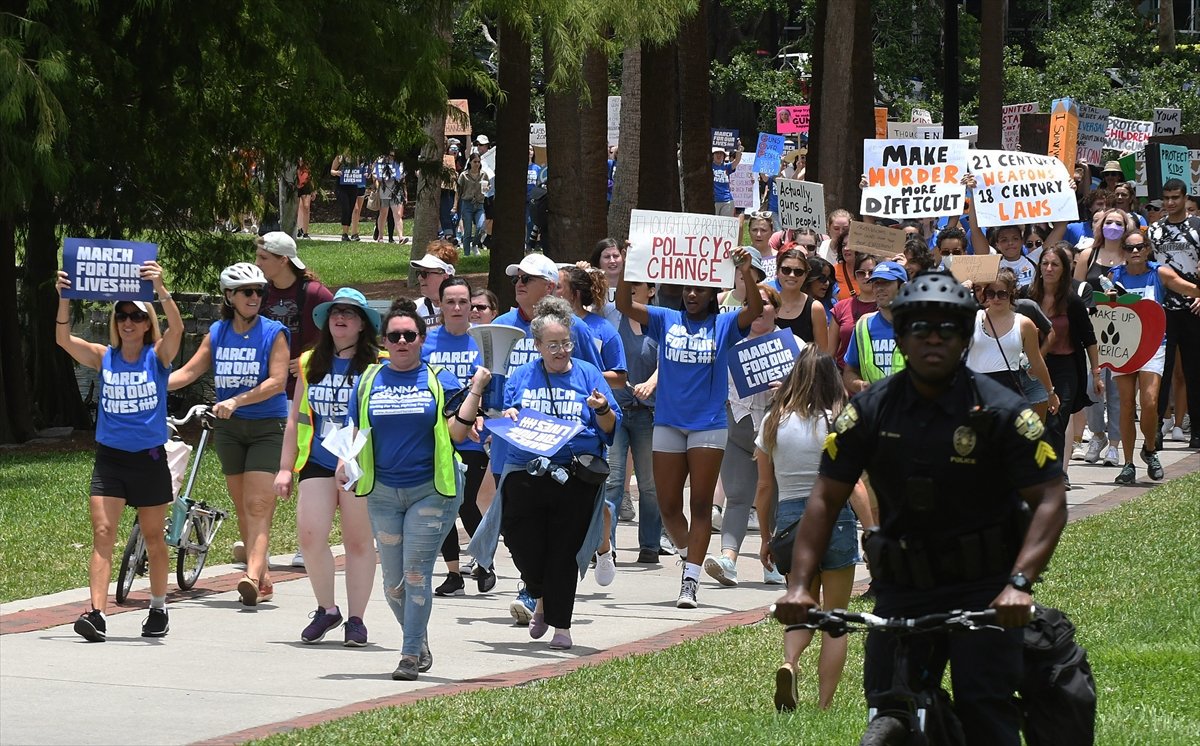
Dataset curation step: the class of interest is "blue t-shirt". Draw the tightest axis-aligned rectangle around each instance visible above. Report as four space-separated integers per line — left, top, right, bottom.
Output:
96 345 170 452
422 326 483 452
712 163 735 203
579 312 627 377
614 316 658 410
646 305 747 430
503 359 619 466
526 163 542 198
1063 220 1092 247
209 317 289 419
354 364 462 488
1109 262 1166 348
843 311 899 379
303 356 359 470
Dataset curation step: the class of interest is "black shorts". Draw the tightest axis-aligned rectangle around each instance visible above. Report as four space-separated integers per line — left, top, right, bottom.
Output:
298 460 336 482
483 195 495 219
90 444 173 508
298 183 314 197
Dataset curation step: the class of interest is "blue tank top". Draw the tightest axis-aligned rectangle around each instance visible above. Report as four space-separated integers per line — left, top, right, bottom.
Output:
305 356 358 469
209 317 289 419
96 345 170 452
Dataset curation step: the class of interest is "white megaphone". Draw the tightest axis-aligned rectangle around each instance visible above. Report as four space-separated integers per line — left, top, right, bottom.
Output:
468 323 528 416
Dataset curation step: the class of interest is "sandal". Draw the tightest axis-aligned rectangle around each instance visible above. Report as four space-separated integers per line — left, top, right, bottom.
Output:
237 576 259 606
257 581 274 603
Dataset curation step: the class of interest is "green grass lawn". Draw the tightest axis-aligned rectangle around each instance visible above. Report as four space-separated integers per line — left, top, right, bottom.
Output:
248 473 1200 746
292 235 491 291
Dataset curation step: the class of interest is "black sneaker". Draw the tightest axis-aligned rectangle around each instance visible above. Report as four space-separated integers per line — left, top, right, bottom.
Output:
141 607 169 638
1115 463 1136 485
1141 448 1165 481
418 640 433 672
475 566 497 594
300 606 344 643
676 577 699 609
74 609 106 642
340 234 350 242
434 572 465 597
637 548 659 564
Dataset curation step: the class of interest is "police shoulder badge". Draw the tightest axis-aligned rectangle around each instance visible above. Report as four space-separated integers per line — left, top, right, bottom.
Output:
1013 409 1045 441
834 403 859 434
952 426 977 457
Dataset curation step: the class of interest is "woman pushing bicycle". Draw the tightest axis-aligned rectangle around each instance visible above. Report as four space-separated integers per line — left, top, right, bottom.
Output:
55 262 183 641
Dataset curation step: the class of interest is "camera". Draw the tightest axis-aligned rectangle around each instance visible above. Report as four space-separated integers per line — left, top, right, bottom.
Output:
527 456 569 485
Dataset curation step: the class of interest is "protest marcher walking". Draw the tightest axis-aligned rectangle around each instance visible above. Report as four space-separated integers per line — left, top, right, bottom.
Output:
330 153 367 242
774 249 830 353
830 254 878 369
842 262 908 393
712 142 744 217
456 153 487 254
411 240 458 329
590 238 625 325
373 150 406 243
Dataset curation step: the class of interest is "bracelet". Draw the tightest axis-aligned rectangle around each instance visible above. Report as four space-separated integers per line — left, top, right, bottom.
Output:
469 389 483 398
595 404 611 416
56 319 70 325
454 413 476 427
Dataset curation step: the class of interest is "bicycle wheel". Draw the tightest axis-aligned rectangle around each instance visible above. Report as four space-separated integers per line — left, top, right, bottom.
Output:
176 512 212 590
860 715 908 746
115 521 146 604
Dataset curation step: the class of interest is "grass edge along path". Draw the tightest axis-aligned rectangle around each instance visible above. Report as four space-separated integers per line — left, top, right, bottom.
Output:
232 472 1200 746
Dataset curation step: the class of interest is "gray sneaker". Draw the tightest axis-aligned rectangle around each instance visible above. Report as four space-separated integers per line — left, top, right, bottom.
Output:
1114 463 1136 485
392 657 419 681
618 493 636 522
1141 448 1164 481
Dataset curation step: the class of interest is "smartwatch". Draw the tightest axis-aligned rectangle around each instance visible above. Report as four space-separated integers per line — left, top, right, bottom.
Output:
1008 572 1034 594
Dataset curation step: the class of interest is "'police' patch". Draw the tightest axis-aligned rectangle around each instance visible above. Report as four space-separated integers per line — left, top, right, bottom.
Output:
953 426 977 457
1014 409 1044 441
834 404 859 434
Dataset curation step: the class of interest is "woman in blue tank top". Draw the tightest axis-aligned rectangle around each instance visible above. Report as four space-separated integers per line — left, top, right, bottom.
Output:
170 262 289 607
55 262 182 642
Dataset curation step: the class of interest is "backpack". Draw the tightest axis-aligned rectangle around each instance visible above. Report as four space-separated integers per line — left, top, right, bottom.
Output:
1018 604 1097 746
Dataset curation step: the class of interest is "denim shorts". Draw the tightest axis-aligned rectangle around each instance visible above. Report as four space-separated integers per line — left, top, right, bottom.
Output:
775 498 860 571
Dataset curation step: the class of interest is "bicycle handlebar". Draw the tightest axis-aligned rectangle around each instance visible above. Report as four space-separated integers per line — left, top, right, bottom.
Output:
167 404 214 429
772 607 1000 637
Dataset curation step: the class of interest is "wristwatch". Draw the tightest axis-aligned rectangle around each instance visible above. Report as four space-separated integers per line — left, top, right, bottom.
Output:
1008 572 1034 594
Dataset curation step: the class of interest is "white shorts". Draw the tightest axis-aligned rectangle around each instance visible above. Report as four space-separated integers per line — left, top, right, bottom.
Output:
652 425 728 454
1114 344 1166 378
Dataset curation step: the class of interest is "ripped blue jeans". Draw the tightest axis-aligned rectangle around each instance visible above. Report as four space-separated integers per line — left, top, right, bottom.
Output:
365 480 463 657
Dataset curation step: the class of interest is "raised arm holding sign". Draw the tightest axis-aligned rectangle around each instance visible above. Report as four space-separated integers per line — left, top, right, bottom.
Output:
966 150 1076 227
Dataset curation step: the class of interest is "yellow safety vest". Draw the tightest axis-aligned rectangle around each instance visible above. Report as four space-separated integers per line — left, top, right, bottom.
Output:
853 312 906 384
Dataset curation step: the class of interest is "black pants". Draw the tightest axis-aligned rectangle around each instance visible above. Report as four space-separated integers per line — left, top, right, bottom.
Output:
336 184 359 228
1158 309 1200 444
500 470 599 629
440 449 489 563
1044 354 1078 462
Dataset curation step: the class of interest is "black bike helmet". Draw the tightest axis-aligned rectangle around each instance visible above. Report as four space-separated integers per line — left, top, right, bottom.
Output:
891 270 979 335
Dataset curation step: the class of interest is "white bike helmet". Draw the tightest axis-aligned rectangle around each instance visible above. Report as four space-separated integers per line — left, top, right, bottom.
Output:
219 262 267 292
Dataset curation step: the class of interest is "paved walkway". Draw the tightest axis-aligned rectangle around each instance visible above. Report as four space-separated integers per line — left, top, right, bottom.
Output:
1 444 1196 746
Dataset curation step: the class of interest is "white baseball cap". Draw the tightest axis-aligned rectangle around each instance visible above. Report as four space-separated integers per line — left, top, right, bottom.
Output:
476 135 490 145
506 252 559 283
410 254 455 275
260 231 305 270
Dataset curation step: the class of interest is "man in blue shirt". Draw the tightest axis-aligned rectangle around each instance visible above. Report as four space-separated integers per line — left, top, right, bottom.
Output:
712 143 743 217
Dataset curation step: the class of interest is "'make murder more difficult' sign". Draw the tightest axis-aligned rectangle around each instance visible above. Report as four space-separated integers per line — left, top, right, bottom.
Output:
485 409 583 457
625 209 739 288
861 139 968 219
967 150 1076 227
727 329 801 397
62 238 156 301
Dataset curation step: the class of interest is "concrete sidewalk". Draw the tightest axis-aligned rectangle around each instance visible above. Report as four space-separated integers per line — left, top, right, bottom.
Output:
1 443 1196 746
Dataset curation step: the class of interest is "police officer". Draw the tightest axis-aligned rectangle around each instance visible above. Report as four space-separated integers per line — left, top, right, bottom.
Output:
773 271 1067 746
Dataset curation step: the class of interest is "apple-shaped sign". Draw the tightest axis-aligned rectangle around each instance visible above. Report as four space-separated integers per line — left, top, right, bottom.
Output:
1091 292 1166 374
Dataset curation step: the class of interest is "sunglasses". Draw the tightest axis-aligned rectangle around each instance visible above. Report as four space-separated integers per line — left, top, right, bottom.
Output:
115 310 150 323
511 273 538 286
983 289 1011 301
778 266 808 277
905 320 964 340
385 330 420 344
416 269 445 280
470 303 492 312
1025 240 1042 249
235 287 266 298
542 340 574 354
748 210 774 220
947 248 965 255
809 274 833 284
328 306 360 318
854 269 871 280
1122 243 1147 253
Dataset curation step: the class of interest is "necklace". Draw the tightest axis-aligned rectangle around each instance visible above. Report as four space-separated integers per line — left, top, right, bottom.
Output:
335 343 356 356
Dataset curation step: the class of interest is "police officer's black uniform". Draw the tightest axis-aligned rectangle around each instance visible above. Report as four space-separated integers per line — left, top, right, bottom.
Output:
822 350 1062 744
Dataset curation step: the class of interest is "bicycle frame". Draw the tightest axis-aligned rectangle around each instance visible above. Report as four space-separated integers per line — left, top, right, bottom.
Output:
165 405 217 546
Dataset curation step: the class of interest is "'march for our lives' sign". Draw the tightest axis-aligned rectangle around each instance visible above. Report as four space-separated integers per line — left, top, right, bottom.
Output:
727 329 801 397
62 238 156 301
485 409 584 457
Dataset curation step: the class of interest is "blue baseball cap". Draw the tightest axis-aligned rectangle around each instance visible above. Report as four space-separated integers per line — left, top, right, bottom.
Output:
312 287 382 333
868 261 908 284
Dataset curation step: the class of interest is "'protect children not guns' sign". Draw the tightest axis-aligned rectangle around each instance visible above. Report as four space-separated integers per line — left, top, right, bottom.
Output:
861 139 967 219
62 238 156 301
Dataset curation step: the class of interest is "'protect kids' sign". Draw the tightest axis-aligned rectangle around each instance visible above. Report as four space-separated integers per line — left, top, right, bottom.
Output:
727 329 801 397
62 238 156 301
625 209 739 288
485 409 583 457
967 150 1076 227
861 139 968 219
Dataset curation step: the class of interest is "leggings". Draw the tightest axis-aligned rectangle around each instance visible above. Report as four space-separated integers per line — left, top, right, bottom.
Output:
440 449 489 563
1044 354 1079 465
336 184 359 227
718 408 769 553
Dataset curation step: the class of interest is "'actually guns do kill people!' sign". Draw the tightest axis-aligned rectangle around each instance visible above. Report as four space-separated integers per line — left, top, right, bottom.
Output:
776 179 826 232
861 139 968 219
625 209 739 289
485 409 584 457
727 329 801 397
62 238 157 301
967 150 1076 227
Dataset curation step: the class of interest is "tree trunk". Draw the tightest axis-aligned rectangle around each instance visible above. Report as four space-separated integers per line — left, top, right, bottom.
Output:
608 42 642 241
637 40 680 213
977 0 1006 149
578 44 609 252
489 16 532 311
412 3 453 281
677 1 713 215
0 216 36 443
544 34 584 261
1158 0 1176 55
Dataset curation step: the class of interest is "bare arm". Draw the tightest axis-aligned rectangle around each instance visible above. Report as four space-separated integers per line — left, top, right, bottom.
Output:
274 379 305 498
1020 317 1059 414
1158 266 1200 298
1072 247 1092 283
448 367 492 443
53 273 106 370
211 333 288 418
1046 219 1068 246
842 364 867 395
991 476 1067 627
754 448 777 568
810 299 831 354
146 262 183 367
962 174 989 253
615 271 649 325
733 249 764 331
168 334 212 391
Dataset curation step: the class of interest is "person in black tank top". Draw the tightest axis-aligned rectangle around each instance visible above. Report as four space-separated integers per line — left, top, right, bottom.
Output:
774 249 830 352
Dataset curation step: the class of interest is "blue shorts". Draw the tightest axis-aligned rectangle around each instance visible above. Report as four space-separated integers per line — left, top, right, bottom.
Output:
775 498 860 571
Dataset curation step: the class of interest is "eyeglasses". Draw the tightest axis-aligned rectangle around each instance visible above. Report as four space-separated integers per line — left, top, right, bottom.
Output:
1122 243 1147 253
115 310 150 323
983 289 1011 301
328 306 360 318
778 266 808 277
854 269 871 280
1025 240 1042 249
385 330 420 344
416 269 445 280
470 303 492 312
747 210 774 220
905 320 964 340
947 248 965 255
541 340 574 354
235 287 266 298
511 273 538 286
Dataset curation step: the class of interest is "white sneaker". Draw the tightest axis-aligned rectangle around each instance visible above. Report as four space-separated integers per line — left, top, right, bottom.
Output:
703 555 739 586
594 550 617 587
763 565 786 585
1083 435 1107 463
291 550 305 568
1102 445 1120 466
232 541 247 568
711 506 723 533
1161 417 1175 438
1182 414 1191 433
1081 426 1094 443
1171 427 1186 442
1070 441 1088 461
747 512 760 532
659 533 678 556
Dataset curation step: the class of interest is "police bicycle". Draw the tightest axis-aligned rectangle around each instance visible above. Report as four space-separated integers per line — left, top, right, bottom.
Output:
115 405 227 603
789 608 1001 746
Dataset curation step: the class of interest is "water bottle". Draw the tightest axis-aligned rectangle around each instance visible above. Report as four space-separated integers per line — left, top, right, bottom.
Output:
1098 275 1115 293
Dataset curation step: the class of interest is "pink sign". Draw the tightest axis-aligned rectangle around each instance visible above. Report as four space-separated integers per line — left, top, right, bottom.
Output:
776 106 810 135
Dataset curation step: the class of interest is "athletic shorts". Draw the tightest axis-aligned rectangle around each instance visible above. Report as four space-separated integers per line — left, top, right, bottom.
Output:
1115 344 1166 378
90 444 173 507
298 461 336 482
212 417 285 475
652 425 728 454
483 195 495 219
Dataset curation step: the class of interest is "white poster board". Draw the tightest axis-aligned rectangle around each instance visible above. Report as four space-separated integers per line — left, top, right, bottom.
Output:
1076 103 1110 164
1153 108 1182 136
529 123 547 148
607 96 621 147
776 179 826 232
1105 117 1153 153
861 139 968 219
729 153 760 210
967 150 1076 227
625 210 739 289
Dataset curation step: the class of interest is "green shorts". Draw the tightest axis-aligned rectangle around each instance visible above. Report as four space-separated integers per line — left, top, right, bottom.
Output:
212 417 285 475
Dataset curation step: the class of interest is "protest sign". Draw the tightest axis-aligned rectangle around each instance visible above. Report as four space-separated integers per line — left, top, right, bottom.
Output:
1002 102 1039 151
711 128 739 150
946 254 1001 285
729 153 760 210
1193 149 1200 193
875 107 889 139
911 108 933 124
916 126 978 142
861 139 968 219
776 179 826 232
727 329 801 398
967 150 1076 227
607 96 621 146
445 99 470 137
1105 116 1153 153
1145 143 1191 198
1153 108 1181 136
1048 98 1080 167
887 122 919 139
754 132 786 174
529 123 547 148
62 238 156 301
1075 103 1109 164
481 146 497 176
776 106 810 134
848 221 905 259
625 209 739 288
485 409 583 457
